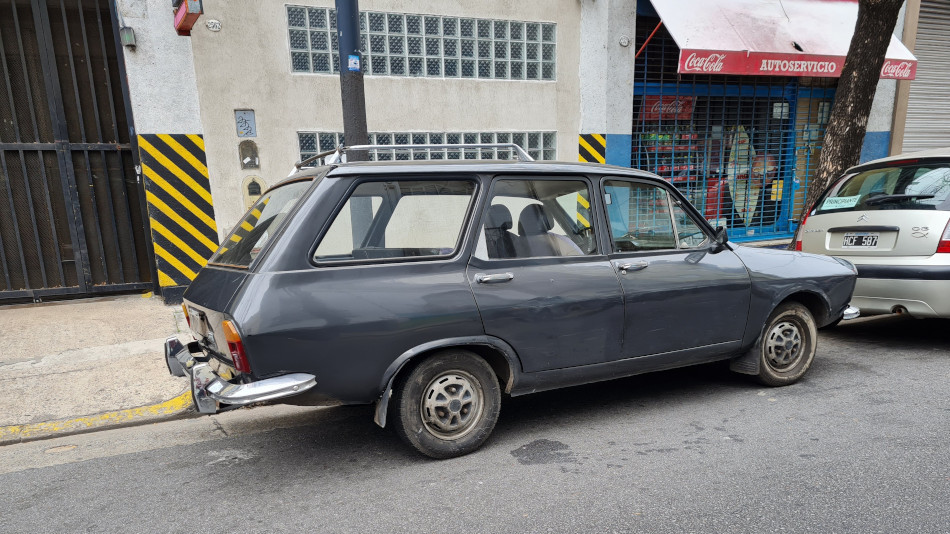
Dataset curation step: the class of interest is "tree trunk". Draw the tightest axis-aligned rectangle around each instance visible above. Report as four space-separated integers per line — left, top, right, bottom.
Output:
801 0 905 219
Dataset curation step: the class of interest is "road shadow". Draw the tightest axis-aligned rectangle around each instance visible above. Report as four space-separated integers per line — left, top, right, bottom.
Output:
824 313 950 349
162 360 755 478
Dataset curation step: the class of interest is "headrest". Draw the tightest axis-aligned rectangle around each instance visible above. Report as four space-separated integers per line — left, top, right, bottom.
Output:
518 204 553 236
486 204 513 231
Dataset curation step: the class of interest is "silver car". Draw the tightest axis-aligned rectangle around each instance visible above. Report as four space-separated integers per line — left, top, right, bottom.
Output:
796 148 950 319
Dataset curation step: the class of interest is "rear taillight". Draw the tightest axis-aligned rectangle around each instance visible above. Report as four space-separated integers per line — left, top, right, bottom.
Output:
182 304 191 328
794 207 812 251
937 220 950 254
222 320 251 373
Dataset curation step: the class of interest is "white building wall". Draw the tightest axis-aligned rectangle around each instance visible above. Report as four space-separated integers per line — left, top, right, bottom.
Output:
190 0 582 238
116 0 202 135
579 0 636 137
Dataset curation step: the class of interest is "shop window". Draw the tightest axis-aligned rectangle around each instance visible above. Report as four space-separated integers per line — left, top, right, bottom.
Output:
631 15 836 241
286 6 555 80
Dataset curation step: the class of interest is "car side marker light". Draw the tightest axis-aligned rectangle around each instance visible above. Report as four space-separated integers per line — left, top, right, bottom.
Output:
222 320 251 374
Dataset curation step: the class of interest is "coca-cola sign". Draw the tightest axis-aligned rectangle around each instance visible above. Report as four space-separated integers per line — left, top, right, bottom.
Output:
880 60 915 79
677 49 916 81
639 96 695 121
682 53 726 73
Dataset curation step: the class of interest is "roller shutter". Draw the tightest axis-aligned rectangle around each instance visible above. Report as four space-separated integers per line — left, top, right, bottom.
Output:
903 0 950 152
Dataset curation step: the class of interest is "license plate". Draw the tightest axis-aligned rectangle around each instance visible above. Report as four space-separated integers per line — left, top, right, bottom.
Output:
189 309 207 335
842 232 879 248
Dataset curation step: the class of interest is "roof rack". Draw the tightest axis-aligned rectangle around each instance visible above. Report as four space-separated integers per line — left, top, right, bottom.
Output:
290 143 534 174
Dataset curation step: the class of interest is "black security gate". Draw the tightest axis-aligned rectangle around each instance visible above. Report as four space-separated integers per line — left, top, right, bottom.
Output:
0 0 152 302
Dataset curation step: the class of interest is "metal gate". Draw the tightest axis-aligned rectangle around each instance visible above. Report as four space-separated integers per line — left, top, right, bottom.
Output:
0 0 152 302
632 14 836 242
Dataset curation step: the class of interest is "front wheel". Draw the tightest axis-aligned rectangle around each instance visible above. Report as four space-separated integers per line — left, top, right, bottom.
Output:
391 350 501 459
757 302 817 386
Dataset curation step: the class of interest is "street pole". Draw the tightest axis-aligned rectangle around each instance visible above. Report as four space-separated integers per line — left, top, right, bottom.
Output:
335 0 371 242
335 0 369 162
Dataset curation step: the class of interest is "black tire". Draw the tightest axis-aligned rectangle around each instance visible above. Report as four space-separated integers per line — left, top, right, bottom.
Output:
391 349 501 459
756 302 817 386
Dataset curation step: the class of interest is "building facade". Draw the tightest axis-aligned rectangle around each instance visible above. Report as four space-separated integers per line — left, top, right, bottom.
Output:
0 0 934 303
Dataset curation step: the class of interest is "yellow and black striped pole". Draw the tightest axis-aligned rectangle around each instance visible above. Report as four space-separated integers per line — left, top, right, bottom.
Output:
137 134 219 293
577 134 606 228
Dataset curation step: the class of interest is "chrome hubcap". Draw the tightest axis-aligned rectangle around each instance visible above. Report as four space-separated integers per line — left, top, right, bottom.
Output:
420 371 482 440
765 320 803 369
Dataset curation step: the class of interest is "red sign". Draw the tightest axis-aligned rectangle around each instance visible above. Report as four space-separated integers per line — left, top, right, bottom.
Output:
639 96 695 121
678 49 916 80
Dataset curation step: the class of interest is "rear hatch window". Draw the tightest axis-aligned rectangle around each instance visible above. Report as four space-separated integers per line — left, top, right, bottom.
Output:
209 179 312 268
816 163 950 214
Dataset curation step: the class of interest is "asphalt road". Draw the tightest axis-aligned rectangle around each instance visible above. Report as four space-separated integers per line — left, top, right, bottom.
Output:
1 315 947 533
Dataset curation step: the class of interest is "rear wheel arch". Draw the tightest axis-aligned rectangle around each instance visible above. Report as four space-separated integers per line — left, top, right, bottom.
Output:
373 337 520 428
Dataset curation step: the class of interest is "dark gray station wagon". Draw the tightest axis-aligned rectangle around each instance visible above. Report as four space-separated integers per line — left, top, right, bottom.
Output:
165 144 857 458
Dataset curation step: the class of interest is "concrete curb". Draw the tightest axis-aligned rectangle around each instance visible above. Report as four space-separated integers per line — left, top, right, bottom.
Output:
0 390 198 446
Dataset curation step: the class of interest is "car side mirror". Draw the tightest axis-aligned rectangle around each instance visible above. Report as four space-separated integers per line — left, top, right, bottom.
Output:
710 226 728 253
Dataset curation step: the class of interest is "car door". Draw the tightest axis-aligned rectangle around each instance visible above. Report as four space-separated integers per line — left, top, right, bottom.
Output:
601 177 752 358
467 176 625 373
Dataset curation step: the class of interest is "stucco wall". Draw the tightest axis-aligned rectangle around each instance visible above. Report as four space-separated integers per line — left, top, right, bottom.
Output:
116 0 202 135
189 0 582 238
579 0 636 137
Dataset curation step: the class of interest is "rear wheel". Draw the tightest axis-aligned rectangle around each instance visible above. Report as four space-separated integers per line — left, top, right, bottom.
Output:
391 350 501 459
757 302 817 386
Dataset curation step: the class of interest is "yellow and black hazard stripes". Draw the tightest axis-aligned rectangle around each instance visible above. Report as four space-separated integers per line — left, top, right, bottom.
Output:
138 134 218 288
218 197 268 255
578 134 606 164
576 190 592 229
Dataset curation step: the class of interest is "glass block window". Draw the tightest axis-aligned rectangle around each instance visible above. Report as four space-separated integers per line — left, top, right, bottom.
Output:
298 131 557 163
287 6 556 80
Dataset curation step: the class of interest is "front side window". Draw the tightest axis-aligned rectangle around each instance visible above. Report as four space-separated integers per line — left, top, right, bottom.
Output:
314 179 476 263
604 180 681 252
816 163 950 214
210 179 313 268
474 179 597 259
672 202 709 248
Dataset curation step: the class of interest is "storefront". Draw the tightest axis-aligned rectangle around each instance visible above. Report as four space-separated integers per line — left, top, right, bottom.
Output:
632 0 917 242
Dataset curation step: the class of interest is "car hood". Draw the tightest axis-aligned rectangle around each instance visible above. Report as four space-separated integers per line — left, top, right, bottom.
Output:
730 243 855 280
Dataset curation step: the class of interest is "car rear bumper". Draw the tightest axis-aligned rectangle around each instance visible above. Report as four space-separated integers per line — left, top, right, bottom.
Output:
850 276 950 318
164 336 317 414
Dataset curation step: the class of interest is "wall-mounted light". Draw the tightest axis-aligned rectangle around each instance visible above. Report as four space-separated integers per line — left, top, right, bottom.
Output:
119 26 136 50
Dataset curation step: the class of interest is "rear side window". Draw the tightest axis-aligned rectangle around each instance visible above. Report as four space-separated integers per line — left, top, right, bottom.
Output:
816 163 950 214
314 179 476 263
210 179 312 268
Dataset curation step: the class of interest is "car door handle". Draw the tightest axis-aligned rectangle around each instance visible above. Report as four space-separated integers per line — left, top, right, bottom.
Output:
617 261 648 274
474 272 515 284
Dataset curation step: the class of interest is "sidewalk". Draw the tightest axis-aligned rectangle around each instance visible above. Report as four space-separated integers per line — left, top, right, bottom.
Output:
0 293 195 445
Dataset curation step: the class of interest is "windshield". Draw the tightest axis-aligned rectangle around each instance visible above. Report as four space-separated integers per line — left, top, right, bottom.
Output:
209 179 313 267
815 162 950 214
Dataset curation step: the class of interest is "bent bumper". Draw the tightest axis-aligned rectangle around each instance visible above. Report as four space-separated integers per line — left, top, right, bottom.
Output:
164 336 317 414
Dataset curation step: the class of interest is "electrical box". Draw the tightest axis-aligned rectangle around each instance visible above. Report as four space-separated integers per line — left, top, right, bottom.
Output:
174 0 202 36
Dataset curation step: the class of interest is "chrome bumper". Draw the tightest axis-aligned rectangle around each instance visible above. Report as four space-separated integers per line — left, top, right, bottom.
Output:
164 336 317 414
842 304 860 320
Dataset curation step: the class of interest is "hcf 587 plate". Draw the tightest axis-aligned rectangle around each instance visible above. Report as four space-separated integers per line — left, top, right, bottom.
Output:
842 232 879 248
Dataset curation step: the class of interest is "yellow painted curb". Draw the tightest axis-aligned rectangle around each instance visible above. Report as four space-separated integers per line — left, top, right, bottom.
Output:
0 391 193 444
